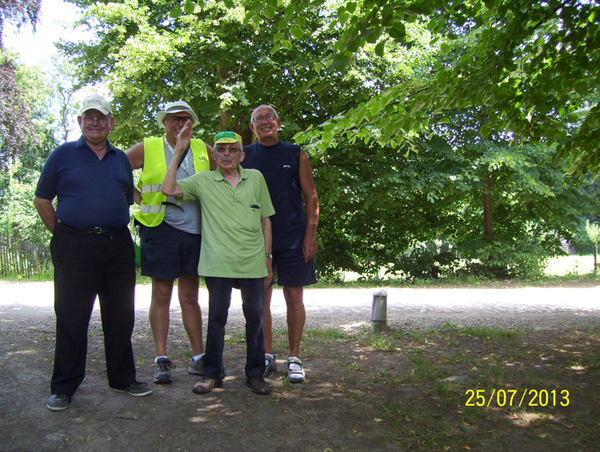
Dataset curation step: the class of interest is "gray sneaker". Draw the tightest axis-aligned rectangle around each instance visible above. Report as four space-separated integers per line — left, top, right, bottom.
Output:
188 356 205 376
47 394 70 411
154 358 176 384
112 381 153 397
264 354 277 378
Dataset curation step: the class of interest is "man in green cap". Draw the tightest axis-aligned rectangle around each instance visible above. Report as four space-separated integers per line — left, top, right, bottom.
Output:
162 123 275 396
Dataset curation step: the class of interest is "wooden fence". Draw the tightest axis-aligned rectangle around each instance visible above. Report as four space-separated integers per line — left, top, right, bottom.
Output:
0 233 52 278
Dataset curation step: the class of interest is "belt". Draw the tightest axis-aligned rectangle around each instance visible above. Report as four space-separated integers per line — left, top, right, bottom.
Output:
57 220 128 235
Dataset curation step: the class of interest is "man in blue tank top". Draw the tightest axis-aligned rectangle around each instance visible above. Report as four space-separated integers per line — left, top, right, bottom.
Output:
243 105 320 383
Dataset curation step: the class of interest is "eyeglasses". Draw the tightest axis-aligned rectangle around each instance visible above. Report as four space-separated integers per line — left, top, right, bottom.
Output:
215 144 242 154
83 116 109 125
252 114 277 123
168 115 192 124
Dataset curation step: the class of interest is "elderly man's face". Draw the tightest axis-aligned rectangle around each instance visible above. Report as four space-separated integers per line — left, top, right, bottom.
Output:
250 106 281 142
214 142 245 172
78 109 114 145
164 112 193 144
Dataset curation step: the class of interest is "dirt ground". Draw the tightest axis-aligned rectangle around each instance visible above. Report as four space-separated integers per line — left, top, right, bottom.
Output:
1 283 600 452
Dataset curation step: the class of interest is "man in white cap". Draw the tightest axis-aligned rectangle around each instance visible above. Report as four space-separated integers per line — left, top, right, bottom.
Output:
34 94 152 411
126 101 215 385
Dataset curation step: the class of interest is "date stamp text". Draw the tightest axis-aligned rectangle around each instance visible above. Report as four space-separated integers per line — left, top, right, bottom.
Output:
465 389 570 407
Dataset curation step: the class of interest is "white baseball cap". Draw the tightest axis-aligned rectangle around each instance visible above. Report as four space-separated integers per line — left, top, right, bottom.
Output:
80 94 112 115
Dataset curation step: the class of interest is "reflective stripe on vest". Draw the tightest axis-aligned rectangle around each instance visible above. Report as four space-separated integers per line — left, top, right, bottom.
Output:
139 183 163 194
135 137 210 227
139 204 166 214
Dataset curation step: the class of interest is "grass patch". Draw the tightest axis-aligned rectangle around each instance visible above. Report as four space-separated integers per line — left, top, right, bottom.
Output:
224 330 247 344
365 333 398 351
458 326 519 340
257 325 600 451
304 328 351 341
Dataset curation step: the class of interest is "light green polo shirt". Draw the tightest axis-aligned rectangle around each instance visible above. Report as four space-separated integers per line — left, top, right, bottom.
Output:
178 166 275 278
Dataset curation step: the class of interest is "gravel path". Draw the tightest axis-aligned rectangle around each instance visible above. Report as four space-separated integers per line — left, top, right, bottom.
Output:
1 281 599 452
2 281 600 332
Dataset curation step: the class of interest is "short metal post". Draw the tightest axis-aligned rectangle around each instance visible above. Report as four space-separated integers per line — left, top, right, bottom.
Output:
371 289 387 331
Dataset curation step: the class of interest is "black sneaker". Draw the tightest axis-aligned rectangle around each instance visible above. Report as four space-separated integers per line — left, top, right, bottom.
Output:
47 394 70 411
154 358 176 384
112 381 153 397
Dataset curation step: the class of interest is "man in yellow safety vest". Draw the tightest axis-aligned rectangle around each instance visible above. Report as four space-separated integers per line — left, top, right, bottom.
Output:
126 101 215 385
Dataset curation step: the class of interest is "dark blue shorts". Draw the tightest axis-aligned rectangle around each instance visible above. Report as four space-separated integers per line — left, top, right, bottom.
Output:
272 248 317 287
140 222 201 279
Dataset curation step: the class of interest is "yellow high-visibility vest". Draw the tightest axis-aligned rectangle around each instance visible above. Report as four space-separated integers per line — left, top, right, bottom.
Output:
135 137 210 227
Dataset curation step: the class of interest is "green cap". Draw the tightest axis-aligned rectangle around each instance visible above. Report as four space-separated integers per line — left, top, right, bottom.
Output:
215 131 243 146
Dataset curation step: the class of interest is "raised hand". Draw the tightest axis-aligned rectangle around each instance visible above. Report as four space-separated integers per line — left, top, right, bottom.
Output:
174 118 193 155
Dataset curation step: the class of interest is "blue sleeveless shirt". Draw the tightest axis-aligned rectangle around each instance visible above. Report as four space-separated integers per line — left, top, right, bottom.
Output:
242 141 306 251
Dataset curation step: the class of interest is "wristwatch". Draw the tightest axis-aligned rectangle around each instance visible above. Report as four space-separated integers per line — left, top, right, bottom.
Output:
266 253 273 259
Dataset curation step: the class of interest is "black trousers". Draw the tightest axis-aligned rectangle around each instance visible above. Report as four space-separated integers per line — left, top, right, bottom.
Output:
50 222 137 396
204 277 266 379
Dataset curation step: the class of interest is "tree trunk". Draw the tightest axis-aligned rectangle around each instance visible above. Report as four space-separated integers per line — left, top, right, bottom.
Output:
594 245 597 272
483 170 493 240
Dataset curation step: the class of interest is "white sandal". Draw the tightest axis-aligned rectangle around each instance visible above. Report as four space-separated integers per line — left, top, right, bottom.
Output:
287 357 305 383
264 354 277 378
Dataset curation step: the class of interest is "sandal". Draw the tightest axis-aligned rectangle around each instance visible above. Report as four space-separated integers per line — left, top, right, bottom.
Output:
287 357 305 383
264 354 277 378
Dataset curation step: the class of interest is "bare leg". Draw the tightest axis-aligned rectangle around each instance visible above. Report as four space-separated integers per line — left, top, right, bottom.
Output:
283 286 305 358
177 274 204 355
263 285 274 355
149 278 174 357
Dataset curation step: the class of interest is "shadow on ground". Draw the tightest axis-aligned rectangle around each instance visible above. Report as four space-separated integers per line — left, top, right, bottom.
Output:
2 303 600 452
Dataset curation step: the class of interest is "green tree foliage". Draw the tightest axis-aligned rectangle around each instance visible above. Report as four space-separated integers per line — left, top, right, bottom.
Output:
14 62 56 170
585 219 600 271
0 0 41 169
569 180 600 254
280 0 600 177
0 57 55 246
0 0 40 44
63 0 370 148
315 127 596 279
428 108 598 278
49 54 83 143
1 159 51 245
60 0 600 279
451 141 593 278
0 50 39 169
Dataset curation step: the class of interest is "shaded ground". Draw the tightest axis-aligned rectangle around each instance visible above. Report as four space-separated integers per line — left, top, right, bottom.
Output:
1 283 600 451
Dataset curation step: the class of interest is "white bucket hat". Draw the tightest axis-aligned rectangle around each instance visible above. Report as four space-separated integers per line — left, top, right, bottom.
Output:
157 101 200 128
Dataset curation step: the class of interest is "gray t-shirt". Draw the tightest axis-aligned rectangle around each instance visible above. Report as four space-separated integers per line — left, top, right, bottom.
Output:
163 137 202 234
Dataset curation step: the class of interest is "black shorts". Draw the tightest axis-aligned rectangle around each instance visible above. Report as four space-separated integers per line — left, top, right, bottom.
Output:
272 248 317 287
140 222 201 280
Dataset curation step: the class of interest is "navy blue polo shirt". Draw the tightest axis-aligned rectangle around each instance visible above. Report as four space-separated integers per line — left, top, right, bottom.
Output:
242 141 306 251
35 136 133 229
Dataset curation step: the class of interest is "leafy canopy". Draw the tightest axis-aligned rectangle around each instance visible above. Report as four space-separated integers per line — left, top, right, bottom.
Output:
244 0 600 177
58 0 600 278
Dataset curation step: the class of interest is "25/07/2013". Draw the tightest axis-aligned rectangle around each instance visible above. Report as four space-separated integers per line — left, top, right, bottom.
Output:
465 389 570 407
